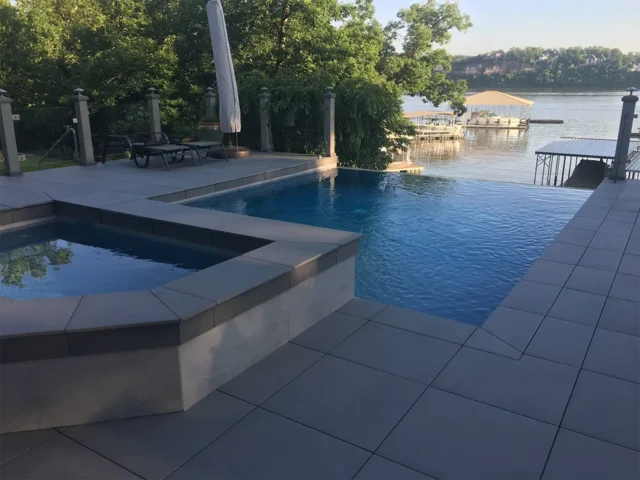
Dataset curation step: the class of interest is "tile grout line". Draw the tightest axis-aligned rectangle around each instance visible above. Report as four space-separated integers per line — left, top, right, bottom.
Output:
538 297 602 479
370 343 464 452
579 364 640 385
540 182 626 479
348 452 374 480
161 391 257 479
368 318 471 347
324 317 375 354
474 326 523 356
428 385 564 429
324 350 435 387
560 427 640 454
55 429 145 479
0 430 58 469
351 453 441 480
249 339 334 406
256 404 380 454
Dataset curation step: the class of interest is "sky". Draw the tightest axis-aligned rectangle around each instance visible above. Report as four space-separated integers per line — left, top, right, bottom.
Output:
372 0 640 55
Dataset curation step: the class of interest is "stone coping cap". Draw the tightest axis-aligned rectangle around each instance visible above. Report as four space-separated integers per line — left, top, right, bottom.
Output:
0 234 350 361
0 161 360 362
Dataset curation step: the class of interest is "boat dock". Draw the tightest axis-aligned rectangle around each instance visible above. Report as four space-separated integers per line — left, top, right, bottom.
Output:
534 137 640 187
385 162 424 174
403 111 464 141
413 125 464 140
530 119 564 124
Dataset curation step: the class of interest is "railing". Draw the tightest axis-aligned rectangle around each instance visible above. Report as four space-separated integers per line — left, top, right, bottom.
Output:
38 128 78 169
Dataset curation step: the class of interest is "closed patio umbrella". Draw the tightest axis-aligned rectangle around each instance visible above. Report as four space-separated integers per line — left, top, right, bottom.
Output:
206 0 241 135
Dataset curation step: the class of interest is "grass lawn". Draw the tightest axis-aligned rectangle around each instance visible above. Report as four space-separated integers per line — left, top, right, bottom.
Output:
1 153 75 175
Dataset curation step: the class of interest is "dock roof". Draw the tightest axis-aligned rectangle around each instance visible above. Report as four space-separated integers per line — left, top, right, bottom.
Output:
535 137 640 160
465 91 534 107
403 110 455 118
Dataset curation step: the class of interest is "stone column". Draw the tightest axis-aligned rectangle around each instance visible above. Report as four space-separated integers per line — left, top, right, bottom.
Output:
323 87 336 157
204 87 218 120
72 88 96 166
258 88 272 152
146 87 161 137
0 89 22 176
610 87 639 180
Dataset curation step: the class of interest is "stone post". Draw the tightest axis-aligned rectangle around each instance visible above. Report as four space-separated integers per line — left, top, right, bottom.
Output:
323 86 336 157
610 87 638 180
145 87 161 137
258 87 272 152
0 89 22 176
204 87 218 120
72 88 96 166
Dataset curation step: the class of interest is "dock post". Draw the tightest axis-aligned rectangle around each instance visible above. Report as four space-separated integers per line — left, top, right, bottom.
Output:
323 86 336 157
610 87 638 180
0 89 22 176
72 88 96 166
258 88 272 152
204 87 218 120
146 87 162 139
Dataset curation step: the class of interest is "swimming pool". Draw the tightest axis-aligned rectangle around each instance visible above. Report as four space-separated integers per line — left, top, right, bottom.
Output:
0 221 235 300
187 169 590 324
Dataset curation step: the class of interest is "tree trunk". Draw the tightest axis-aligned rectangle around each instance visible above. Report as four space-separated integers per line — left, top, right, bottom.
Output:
274 0 291 73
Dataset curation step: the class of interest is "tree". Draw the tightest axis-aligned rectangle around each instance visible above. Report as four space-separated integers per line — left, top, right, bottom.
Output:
451 45 640 89
0 0 473 169
377 0 472 114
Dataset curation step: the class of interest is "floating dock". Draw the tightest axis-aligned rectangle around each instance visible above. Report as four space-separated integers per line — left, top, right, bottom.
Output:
413 125 464 140
404 111 464 141
385 162 424 174
530 119 564 124
461 122 527 130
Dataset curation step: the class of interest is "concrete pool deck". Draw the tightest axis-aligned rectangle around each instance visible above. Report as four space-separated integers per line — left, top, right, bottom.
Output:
0 165 639 478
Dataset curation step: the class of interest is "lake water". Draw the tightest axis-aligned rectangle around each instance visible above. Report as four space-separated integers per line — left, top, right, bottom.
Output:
403 92 634 185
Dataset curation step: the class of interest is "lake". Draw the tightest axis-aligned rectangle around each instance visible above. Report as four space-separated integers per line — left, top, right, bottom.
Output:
402 92 634 185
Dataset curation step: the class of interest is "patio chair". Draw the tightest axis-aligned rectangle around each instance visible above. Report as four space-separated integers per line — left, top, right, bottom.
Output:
96 132 197 171
168 130 226 164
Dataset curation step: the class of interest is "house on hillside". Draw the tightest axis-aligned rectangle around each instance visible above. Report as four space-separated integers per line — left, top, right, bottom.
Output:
434 65 445 73
483 65 502 75
464 65 482 75
585 54 606 65
631 63 640 72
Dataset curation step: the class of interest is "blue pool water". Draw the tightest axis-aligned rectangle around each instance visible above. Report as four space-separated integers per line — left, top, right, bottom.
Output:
188 169 590 325
0 221 235 300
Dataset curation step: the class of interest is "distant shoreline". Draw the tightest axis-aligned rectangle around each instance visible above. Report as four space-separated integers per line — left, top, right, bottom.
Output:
466 87 627 94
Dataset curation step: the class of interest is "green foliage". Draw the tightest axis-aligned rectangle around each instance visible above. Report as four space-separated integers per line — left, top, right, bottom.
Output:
452 46 640 89
335 80 414 169
378 1 471 115
1 0 471 169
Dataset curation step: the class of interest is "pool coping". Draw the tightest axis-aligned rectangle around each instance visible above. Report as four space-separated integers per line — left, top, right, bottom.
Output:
0 156 360 363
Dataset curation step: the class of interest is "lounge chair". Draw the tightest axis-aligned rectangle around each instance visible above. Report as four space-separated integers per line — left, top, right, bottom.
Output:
168 130 226 164
96 132 196 171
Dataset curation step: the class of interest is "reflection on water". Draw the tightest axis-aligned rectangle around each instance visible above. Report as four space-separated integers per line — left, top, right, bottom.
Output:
404 92 633 184
0 242 73 288
190 168 590 324
0 221 235 300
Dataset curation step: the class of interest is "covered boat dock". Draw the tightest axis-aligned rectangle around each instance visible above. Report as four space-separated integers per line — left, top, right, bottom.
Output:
534 137 640 187
462 91 534 129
